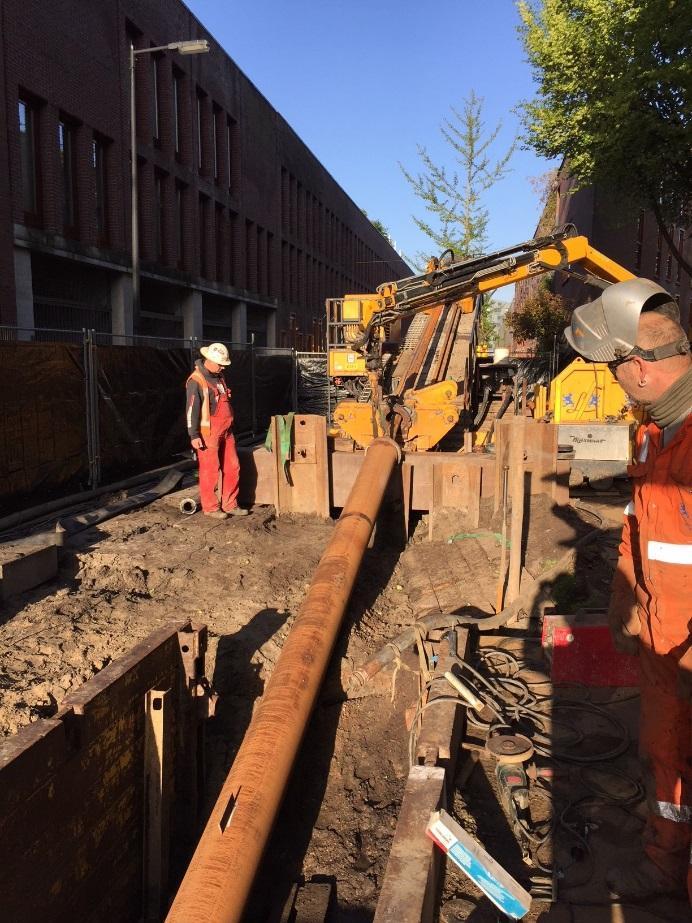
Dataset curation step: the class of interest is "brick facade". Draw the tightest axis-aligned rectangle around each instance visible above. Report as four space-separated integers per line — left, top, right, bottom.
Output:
0 0 410 345
511 165 691 348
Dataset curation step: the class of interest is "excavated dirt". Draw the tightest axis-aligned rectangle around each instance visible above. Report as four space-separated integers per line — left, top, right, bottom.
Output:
1 483 675 922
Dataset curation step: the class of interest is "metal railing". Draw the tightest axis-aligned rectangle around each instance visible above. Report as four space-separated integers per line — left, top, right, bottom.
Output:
0 325 326 491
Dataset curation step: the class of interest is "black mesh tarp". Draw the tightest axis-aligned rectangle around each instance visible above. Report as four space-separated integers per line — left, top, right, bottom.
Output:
226 350 293 434
0 342 88 507
96 345 191 481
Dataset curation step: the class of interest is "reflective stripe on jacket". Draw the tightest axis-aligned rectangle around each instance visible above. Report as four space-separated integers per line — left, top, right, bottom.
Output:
619 413 692 654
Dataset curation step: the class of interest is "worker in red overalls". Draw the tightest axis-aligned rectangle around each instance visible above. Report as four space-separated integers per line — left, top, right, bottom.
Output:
565 278 692 901
186 342 248 519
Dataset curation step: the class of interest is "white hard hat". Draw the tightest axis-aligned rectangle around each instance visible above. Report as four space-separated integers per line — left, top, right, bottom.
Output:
200 342 231 366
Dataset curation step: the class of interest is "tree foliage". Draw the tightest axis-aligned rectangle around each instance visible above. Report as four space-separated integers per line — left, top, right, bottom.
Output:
518 0 692 273
479 296 499 347
400 91 516 267
505 281 568 353
362 210 392 243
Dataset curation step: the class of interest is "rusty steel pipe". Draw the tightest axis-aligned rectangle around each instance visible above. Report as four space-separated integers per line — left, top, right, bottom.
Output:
166 437 401 923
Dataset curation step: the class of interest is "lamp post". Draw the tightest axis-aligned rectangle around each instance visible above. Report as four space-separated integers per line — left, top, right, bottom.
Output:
129 39 209 323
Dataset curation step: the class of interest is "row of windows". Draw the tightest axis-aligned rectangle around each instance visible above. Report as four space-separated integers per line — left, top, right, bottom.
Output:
19 98 109 241
280 167 384 289
138 39 239 191
17 100 401 307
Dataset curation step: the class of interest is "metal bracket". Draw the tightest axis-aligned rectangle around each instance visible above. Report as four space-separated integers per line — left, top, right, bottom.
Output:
177 625 218 718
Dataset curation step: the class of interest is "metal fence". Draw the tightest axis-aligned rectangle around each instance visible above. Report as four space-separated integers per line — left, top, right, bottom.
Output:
0 326 323 500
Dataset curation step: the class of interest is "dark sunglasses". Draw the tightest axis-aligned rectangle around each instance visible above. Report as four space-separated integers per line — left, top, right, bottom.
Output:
607 355 634 374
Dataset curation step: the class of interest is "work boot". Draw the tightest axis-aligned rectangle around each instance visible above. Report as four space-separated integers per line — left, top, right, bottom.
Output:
225 506 249 517
606 857 685 901
204 509 228 519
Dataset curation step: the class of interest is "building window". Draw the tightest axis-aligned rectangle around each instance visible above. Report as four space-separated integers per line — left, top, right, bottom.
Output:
199 194 208 277
152 56 160 143
58 118 77 233
173 68 183 157
229 210 238 286
196 91 204 172
18 98 39 216
153 172 164 261
92 136 108 241
677 228 685 284
175 182 185 268
227 117 237 194
215 205 224 281
212 105 220 182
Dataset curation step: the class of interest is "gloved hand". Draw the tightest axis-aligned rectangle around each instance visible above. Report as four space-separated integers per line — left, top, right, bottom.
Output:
607 598 640 656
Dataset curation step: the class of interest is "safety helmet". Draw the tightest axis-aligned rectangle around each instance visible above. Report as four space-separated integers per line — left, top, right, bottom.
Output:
200 342 231 366
564 278 680 363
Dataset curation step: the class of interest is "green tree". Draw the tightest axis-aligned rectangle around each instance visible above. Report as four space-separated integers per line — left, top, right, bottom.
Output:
362 210 392 243
518 0 692 275
400 91 516 266
479 296 499 347
505 280 568 353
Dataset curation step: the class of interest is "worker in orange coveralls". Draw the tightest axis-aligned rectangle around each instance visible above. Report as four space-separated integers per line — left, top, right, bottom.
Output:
186 342 248 519
565 278 692 901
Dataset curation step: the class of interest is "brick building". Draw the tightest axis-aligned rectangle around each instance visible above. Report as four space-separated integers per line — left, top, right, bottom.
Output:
0 0 410 347
511 163 692 339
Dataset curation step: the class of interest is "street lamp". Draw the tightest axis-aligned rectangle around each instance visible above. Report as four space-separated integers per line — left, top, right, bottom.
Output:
129 38 209 323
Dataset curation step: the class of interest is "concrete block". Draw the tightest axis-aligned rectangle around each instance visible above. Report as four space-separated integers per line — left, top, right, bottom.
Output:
0 543 58 600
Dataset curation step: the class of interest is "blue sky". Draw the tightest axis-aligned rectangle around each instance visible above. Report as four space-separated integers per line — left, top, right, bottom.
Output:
186 0 556 288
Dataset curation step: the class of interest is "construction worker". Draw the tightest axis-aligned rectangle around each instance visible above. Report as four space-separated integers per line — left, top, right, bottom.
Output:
565 278 692 901
186 342 248 519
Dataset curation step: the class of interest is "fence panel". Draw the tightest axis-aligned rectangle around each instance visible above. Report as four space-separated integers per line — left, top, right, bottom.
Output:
0 326 317 509
96 345 192 483
0 341 88 508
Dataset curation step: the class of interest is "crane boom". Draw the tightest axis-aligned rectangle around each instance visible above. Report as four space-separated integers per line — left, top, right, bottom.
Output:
326 227 633 450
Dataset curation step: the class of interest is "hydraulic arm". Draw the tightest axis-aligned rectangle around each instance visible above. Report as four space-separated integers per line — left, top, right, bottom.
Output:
327 226 632 450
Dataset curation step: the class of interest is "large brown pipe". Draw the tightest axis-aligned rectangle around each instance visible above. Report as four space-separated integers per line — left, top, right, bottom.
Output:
166 437 401 923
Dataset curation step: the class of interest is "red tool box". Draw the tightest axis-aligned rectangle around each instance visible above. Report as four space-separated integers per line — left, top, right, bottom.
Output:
541 608 640 687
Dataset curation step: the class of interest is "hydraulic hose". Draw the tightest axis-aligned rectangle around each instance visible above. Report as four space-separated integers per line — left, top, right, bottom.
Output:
348 526 601 692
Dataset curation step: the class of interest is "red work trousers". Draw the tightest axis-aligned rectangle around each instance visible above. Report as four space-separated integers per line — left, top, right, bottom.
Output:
197 398 240 513
639 639 692 899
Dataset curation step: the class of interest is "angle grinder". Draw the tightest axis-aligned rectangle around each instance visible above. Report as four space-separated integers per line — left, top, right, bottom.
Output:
486 732 535 864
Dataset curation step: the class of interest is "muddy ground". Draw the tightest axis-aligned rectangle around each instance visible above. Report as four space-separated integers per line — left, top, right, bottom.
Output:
0 484 685 922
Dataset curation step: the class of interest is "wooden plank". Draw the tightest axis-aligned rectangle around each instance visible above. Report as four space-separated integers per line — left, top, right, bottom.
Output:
0 543 58 598
375 631 470 923
373 766 446 923
416 629 469 765
238 444 276 507
465 465 481 529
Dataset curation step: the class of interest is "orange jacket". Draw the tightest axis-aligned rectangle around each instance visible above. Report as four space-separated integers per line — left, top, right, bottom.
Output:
186 360 233 438
615 413 692 657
